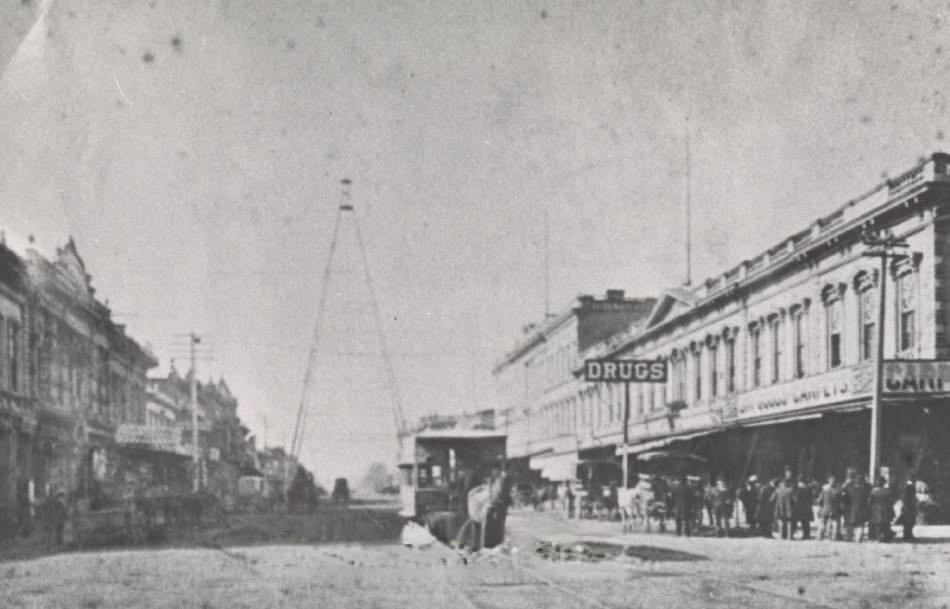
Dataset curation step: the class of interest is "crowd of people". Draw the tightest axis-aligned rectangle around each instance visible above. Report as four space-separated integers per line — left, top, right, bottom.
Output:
667 466 919 542
520 466 922 543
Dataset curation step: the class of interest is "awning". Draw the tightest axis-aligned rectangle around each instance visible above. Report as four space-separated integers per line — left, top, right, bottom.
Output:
742 412 822 428
616 430 711 456
529 452 577 481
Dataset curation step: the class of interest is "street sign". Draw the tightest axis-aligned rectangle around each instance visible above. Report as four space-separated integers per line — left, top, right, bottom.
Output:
583 359 667 383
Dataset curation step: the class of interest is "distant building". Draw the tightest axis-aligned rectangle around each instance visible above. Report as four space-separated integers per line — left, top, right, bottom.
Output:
146 371 253 496
493 290 655 482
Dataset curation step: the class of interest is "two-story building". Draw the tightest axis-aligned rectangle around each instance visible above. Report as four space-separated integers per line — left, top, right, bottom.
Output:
0 231 156 533
493 290 655 484
599 152 950 509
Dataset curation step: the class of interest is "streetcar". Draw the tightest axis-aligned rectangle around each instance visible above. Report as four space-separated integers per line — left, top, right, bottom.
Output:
397 428 506 542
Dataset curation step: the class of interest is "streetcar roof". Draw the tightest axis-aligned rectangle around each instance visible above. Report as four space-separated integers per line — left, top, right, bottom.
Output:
413 429 507 440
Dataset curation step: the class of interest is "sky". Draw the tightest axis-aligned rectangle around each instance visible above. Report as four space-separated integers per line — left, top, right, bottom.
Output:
1 0 949 485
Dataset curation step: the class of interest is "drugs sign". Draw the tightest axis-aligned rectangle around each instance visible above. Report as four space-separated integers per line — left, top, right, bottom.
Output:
583 359 667 383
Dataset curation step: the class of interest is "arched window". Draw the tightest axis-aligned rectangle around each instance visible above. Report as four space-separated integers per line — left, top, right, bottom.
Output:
790 304 807 379
854 271 877 362
769 314 783 384
823 284 845 369
723 328 738 394
691 342 702 403
749 322 763 387
706 335 719 398
896 264 918 353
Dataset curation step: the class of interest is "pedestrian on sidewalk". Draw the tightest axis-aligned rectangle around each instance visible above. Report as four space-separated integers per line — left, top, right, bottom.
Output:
736 476 758 531
846 473 870 542
757 478 776 538
817 474 842 541
898 479 918 542
868 476 893 542
712 478 732 537
773 476 795 540
793 477 813 540
703 477 716 528
40 491 66 550
672 475 693 537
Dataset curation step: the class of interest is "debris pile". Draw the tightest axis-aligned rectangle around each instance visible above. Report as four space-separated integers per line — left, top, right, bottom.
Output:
534 541 608 563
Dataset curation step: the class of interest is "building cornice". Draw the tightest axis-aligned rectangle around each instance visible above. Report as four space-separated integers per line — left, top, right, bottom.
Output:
608 154 950 357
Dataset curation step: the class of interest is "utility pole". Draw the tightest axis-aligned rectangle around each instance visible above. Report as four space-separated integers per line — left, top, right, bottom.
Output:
862 230 908 482
622 382 631 488
684 115 692 287
190 332 201 492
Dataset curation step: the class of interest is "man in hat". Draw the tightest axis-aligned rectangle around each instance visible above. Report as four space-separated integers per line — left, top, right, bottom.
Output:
868 476 893 542
672 474 694 537
736 475 759 531
773 475 796 540
757 477 777 538
817 474 842 541
41 490 67 549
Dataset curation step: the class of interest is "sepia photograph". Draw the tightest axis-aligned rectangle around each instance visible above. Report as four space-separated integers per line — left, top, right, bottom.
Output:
1 1 950 607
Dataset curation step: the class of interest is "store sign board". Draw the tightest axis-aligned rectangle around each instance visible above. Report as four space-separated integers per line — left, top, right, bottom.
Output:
583 359 667 383
735 364 873 420
116 424 189 455
883 360 950 394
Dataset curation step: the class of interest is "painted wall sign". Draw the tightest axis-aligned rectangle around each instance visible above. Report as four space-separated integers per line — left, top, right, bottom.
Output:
883 360 950 394
583 359 667 383
734 364 873 420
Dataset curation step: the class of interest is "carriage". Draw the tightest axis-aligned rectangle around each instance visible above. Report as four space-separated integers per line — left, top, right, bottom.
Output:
618 449 709 532
397 428 507 545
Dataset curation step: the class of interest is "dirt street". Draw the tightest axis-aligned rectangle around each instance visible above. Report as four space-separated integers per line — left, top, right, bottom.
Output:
1 506 949 609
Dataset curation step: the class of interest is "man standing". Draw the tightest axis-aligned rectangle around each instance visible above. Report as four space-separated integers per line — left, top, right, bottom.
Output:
817 474 842 541
757 478 776 538
899 479 918 542
672 475 694 537
868 476 893 542
793 477 814 540
773 476 795 540
711 478 732 537
482 462 511 549
41 491 67 550
736 476 758 531
847 473 870 542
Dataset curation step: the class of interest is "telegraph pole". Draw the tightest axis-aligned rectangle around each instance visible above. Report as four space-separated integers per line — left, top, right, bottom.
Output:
190 332 201 492
862 231 908 482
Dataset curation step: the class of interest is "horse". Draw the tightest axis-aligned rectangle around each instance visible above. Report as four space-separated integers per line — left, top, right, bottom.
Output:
619 477 666 533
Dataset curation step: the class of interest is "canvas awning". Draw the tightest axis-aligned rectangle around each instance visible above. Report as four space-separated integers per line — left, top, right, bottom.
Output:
616 430 711 456
529 452 577 481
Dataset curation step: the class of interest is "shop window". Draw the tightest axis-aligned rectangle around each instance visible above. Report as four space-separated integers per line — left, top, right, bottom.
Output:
750 324 762 387
898 270 917 352
859 287 876 362
769 316 783 384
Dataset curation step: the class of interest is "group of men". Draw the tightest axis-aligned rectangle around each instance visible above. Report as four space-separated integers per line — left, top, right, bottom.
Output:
732 467 918 542
670 476 736 537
